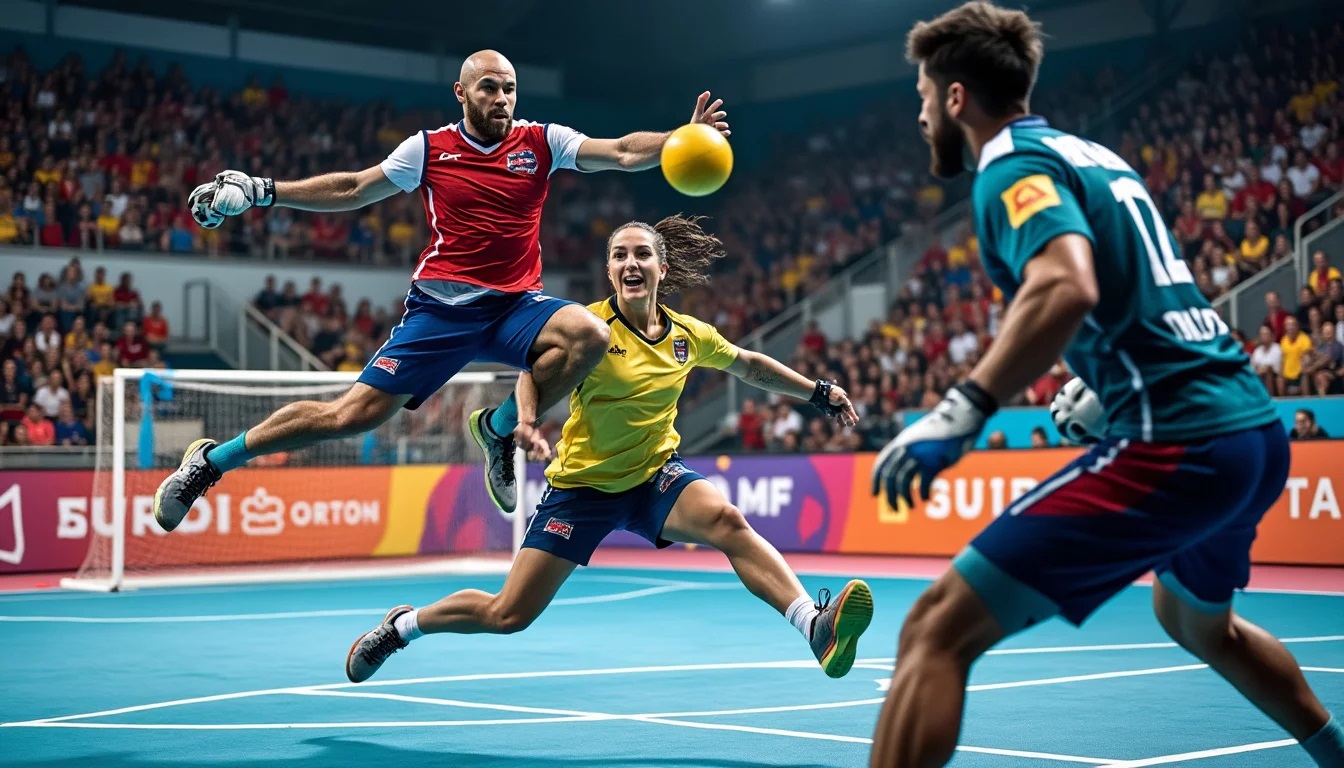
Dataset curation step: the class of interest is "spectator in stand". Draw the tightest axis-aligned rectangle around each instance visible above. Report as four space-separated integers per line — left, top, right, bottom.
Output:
1309 250 1342 296
85 266 114 326
1029 426 1050 448
33 314 61 355
91 340 116 380
768 401 803 451
0 358 29 424
1306 320 1343 395
112 272 142 327
800 321 828 357
737 398 766 452
1250 324 1283 394
1286 149 1322 202
53 400 88 446
55 264 85 330
116 320 149 367
142 301 169 352
22 403 54 446
1290 408 1329 440
1195 173 1228 222
32 368 69 418
254 275 282 320
1025 361 1071 406
1237 220 1270 274
1264 290 1291 338
986 431 1008 450
1279 315 1313 396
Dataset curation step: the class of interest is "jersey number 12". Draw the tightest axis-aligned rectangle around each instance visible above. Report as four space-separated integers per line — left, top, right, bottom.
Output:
1109 177 1192 287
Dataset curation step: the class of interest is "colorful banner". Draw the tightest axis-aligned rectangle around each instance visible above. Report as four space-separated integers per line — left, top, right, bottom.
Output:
1 442 1340 574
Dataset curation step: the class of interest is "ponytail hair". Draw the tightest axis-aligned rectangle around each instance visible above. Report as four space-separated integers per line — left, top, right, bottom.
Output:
607 214 726 295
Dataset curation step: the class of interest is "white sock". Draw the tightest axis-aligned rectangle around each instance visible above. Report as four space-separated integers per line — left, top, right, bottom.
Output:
393 609 423 642
785 595 819 640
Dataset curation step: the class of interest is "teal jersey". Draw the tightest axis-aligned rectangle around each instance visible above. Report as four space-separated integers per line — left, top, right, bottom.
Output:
971 117 1275 442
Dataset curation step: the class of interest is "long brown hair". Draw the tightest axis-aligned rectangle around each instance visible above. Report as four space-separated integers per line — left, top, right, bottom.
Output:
607 214 726 296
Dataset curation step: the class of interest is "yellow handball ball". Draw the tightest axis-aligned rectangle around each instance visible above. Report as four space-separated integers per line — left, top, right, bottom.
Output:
661 123 733 197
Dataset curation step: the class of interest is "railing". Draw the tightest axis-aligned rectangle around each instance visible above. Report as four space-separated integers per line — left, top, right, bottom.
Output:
1295 190 1344 285
1214 190 1343 333
180 278 239 368
239 302 330 372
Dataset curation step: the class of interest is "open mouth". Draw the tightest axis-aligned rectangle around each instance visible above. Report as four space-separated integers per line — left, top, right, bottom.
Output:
621 274 645 288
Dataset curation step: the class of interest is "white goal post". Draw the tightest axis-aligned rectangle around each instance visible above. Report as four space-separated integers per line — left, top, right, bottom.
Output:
62 368 528 592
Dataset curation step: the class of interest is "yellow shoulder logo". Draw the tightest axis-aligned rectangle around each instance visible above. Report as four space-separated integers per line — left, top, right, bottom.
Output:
1000 174 1061 229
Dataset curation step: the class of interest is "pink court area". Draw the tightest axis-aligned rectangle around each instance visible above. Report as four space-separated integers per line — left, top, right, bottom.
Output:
3 548 1343 594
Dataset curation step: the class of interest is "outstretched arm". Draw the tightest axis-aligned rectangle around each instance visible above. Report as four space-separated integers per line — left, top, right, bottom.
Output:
574 91 730 172
726 348 858 425
273 166 403 212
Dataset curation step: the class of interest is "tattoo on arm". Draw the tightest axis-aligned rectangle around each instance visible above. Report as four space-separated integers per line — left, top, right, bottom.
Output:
748 361 783 388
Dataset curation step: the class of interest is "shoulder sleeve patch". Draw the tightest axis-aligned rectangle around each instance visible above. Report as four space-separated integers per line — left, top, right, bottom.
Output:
1000 174 1062 229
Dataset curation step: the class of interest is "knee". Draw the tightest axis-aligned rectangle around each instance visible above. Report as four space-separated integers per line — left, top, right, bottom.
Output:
897 581 981 666
328 390 397 437
569 315 610 364
704 504 752 548
1155 602 1236 662
484 601 537 635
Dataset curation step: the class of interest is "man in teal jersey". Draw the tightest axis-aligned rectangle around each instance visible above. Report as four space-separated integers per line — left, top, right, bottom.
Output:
868 3 1344 767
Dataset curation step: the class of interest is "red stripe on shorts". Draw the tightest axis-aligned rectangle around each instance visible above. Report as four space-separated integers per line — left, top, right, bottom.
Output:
1024 442 1188 517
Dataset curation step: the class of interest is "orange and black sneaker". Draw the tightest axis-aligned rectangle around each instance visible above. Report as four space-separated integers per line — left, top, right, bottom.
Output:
808 580 874 679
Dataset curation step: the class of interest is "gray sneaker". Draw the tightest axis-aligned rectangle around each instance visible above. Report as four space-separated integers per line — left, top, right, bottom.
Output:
345 605 413 683
808 580 874 679
153 438 222 533
468 408 516 513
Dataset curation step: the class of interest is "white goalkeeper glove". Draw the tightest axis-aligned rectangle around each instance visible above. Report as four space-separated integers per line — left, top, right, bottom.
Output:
1050 377 1105 445
872 381 997 508
187 170 275 229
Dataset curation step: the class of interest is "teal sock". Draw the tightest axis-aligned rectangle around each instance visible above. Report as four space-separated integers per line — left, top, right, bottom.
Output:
206 432 256 473
1303 715 1344 768
487 395 519 438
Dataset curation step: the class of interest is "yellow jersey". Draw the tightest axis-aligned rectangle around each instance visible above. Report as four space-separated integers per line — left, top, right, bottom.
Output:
545 297 738 493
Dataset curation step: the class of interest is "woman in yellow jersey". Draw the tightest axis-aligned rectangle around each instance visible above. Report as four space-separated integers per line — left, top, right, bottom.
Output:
346 216 875 685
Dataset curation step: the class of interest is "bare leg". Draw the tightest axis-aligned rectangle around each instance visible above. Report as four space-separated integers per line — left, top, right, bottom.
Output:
242 383 408 455
660 479 805 614
525 304 610 415
870 570 1006 768
1153 581 1331 740
416 547 576 635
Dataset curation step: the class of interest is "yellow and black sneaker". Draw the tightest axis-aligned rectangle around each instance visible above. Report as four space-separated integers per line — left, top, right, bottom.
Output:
808 580 875 679
153 438 221 532
468 408 516 514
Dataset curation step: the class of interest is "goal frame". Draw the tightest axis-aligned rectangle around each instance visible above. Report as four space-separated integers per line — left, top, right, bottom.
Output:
61 368 527 592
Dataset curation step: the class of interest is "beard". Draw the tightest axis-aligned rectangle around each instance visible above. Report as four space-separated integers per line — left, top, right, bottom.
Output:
926 105 968 179
464 98 512 143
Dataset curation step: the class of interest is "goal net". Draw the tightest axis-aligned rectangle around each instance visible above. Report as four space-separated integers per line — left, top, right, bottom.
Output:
63 369 530 591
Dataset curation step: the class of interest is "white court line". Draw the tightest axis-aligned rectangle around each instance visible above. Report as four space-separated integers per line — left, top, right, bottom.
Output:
1096 738 1298 767
5 716 602 730
1303 666 1344 673
293 689 608 719
0 583 741 623
967 664 1208 692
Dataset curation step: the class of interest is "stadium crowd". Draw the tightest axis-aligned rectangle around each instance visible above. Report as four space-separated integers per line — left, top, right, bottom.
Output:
1 259 166 446
721 20 1344 452
4 16 1343 455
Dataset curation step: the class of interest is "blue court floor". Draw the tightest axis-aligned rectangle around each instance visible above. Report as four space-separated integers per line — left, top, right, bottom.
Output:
1 566 1341 767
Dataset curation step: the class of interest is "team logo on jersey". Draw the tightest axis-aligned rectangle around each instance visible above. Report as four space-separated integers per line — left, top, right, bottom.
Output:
438 152 461 161
607 344 627 358
657 461 688 492
371 356 400 374
543 517 573 539
507 150 538 175
672 337 689 364
1001 174 1062 229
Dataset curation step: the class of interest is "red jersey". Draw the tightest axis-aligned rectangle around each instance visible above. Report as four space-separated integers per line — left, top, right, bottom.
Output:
379 120 588 296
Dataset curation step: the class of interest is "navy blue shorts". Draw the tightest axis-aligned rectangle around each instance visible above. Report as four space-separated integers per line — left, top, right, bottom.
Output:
955 421 1290 631
359 286 576 409
523 455 704 566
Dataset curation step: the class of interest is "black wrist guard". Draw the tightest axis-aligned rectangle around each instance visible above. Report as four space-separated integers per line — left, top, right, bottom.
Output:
953 379 999 417
258 177 276 208
809 379 842 417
